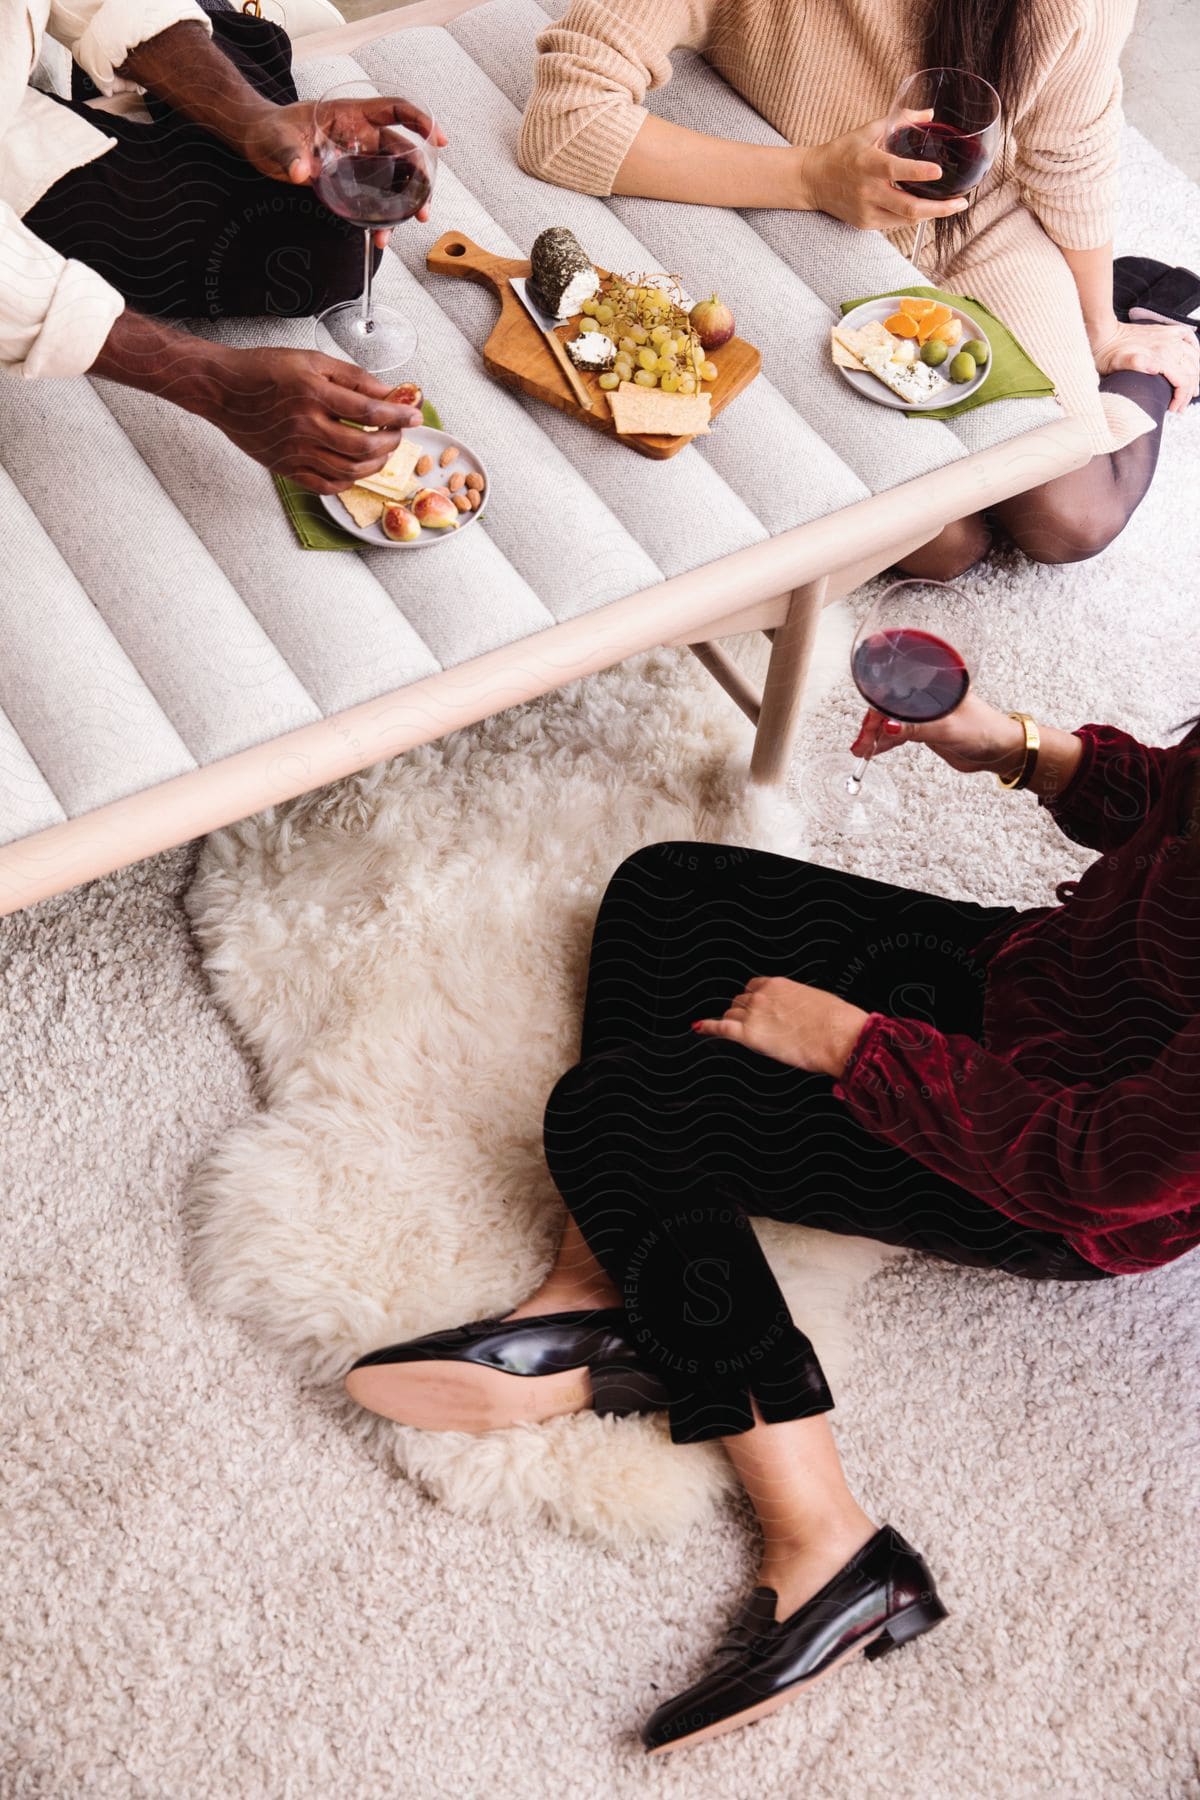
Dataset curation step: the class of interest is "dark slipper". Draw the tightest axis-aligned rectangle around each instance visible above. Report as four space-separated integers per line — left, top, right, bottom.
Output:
1113 256 1200 402
1114 255 1200 326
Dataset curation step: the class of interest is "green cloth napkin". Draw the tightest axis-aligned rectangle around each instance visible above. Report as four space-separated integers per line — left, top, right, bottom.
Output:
839 288 1053 419
275 399 443 548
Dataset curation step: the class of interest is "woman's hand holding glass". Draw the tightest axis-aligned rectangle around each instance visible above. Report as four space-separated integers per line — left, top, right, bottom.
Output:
797 109 970 231
850 693 1088 800
849 691 1027 776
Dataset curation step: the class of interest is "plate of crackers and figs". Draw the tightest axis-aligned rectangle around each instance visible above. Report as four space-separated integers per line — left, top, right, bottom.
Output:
831 296 991 411
425 224 761 459
322 386 490 548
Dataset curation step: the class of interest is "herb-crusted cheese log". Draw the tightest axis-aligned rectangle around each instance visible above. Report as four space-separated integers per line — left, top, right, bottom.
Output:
528 226 599 318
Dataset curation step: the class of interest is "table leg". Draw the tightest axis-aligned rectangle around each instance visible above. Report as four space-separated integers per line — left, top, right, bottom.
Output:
749 576 828 786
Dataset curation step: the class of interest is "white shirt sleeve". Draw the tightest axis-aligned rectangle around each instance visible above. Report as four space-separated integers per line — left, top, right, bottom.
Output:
0 199 124 378
47 0 212 96
0 0 212 378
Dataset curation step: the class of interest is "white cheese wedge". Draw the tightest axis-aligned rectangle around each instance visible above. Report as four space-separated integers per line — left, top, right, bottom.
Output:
861 345 949 404
567 331 616 370
550 267 600 319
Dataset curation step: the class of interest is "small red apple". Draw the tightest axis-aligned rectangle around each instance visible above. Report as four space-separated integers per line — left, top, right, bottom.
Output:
689 294 735 351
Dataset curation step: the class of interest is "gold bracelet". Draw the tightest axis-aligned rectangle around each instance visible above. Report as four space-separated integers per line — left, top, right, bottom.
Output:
996 712 1040 791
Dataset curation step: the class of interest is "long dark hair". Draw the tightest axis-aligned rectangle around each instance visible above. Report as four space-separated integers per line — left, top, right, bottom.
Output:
916 0 1039 264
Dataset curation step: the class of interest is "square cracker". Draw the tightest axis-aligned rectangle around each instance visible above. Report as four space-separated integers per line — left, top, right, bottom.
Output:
830 328 867 372
607 382 711 437
832 320 895 371
353 437 424 501
339 485 386 528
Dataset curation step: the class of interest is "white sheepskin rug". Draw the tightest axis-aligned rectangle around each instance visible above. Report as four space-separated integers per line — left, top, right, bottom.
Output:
185 613 894 1546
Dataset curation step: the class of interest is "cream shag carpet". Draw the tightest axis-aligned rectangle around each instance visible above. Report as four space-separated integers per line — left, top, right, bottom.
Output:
2 127 1198 1796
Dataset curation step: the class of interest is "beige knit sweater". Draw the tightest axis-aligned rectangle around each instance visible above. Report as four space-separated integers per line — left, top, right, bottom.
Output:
519 0 1135 247
519 0 1148 455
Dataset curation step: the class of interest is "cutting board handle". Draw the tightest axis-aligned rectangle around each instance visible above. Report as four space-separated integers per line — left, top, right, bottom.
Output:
426 231 524 295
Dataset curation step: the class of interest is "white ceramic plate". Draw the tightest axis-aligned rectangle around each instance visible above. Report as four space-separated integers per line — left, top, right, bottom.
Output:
835 298 991 411
320 426 490 547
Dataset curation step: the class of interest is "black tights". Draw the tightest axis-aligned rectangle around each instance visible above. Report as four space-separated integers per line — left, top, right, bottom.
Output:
905 370 1173 576
542 845 1110 1446
997 369 1173 564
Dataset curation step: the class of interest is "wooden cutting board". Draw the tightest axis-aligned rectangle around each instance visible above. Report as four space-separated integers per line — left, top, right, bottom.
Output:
426 231 761 461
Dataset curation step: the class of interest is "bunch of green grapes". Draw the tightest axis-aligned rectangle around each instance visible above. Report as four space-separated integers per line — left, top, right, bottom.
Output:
578 277 719 393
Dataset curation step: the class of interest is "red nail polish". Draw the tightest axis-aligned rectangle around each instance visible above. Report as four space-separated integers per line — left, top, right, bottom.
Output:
690 1021 705 1031
884 721 902 735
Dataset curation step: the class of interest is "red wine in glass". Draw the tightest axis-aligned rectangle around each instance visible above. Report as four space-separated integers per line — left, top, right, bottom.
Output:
311 81 439 374
818 579 985 826
313 149 433 227
885 121 992 201
883 68 1001 267
851 627 970 723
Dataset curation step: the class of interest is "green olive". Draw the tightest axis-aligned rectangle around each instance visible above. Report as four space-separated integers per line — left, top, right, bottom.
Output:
963 338 990 364
920 338 949 367
949 351 977 384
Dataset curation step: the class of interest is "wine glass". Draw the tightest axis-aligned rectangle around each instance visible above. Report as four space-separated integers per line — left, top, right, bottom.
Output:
311 80 438 374
883 69 1001 271
802 579 986 836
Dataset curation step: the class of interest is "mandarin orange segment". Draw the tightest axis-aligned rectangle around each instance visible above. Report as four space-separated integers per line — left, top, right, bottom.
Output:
917 308 954 343
885 312 920 338
899 297 937 320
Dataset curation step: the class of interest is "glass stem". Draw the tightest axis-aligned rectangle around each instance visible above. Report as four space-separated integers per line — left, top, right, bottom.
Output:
361 229 374 335
845 753 874 798
845 716 885 798
910 217 928 271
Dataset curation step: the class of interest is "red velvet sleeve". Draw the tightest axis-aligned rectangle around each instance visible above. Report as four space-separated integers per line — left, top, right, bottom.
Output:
835 1012 1200 1237
1042 724 1176 852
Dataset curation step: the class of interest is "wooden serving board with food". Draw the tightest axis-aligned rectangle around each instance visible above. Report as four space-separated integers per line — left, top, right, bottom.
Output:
427 228 761 460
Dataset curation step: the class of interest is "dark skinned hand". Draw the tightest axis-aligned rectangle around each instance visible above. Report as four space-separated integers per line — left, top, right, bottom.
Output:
241 98 449 243
200 345 422 493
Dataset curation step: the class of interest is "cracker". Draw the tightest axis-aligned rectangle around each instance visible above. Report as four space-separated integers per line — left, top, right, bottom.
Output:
353 437 424 502
607 382 711 437
830 328 866 372
832 319 894 364
339 485 386 528
859 345 949 404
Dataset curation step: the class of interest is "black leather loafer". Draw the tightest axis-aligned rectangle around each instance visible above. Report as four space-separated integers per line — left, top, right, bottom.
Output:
641 1525 947 1754
345 1308 668 1432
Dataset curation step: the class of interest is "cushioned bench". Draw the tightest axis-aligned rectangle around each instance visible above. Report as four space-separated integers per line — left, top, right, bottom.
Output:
0 0 1087 916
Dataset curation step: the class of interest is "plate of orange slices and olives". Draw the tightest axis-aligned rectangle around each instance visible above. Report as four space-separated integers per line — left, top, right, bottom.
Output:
831 295 991 410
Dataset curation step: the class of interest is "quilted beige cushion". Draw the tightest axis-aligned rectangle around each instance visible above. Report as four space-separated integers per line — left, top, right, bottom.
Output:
0 0 1060 846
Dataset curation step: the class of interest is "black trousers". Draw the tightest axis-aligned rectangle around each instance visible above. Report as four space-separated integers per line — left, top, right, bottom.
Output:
543 843 1111 1445
25 3 365 320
